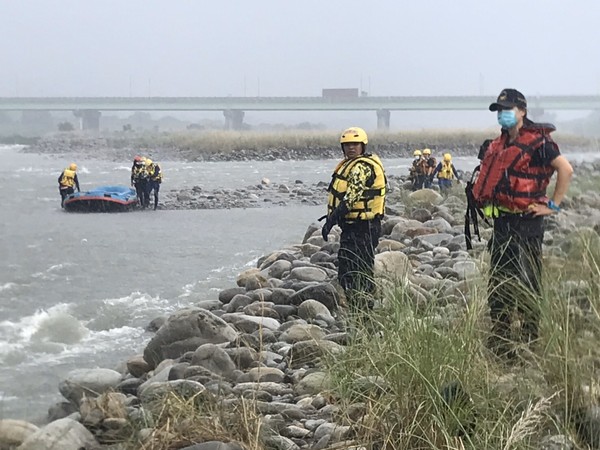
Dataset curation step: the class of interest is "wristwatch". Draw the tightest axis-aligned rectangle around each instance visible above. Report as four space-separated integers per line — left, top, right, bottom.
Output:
547 200 560 212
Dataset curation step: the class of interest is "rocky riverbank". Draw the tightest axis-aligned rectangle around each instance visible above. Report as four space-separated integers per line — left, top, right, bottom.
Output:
22 133 486 162
4 160 600 449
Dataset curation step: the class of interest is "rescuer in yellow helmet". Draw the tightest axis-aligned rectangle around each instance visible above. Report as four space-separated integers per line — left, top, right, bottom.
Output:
144 158 163 210
431 152 461 193
131 155 149 207
320 127 386 311
58 162 81 208
422 148 437 188
409 149 425 191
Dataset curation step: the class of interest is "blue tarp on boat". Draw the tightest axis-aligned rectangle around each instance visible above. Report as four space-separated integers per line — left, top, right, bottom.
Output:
63 185 138 212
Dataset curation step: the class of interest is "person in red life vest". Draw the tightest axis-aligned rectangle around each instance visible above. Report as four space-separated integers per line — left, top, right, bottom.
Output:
58 163 80 208
321 127 386 311
472 88 573 359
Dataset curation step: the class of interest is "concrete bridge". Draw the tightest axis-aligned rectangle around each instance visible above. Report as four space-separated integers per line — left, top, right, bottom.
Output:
1 95 599 130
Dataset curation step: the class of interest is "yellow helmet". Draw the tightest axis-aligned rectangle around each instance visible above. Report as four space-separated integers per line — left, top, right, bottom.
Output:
340 127 368 145
443 153 452 161
422 148 431 155
145 158 153 166
413 150 422 157
68 163 77 171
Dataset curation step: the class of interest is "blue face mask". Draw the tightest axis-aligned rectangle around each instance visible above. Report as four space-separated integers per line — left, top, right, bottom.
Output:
497 110 518 128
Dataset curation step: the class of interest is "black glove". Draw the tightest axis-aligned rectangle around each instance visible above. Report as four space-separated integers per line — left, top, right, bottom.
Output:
319 203 349 242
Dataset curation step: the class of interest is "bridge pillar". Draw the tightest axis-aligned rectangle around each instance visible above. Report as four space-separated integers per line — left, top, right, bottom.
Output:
376 109 390 130
73 110 101 131
223 109 245 130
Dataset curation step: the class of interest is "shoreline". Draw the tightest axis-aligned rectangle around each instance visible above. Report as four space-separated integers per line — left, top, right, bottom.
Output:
2 149 600 449
20 130 597 163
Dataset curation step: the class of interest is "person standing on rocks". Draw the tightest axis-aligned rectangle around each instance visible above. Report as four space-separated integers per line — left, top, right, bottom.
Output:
58 162 80 208
144 158 163 210
131 155 148 206
470 88 573 359
409 149 425 191
432 152 460 193
321 127 386 310
422 148 437 188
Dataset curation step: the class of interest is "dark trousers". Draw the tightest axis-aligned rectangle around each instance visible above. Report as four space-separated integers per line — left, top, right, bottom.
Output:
59 186 74 207
146 181 160 210
134 179 149 208
438 178 453 192
412 175 425 191
488 214 544 354
338 219 381 310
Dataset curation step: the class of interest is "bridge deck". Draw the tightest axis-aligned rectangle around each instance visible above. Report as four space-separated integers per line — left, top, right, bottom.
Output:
1 96 600 111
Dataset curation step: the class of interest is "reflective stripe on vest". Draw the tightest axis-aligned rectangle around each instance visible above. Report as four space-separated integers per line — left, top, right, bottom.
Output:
327 154 386 221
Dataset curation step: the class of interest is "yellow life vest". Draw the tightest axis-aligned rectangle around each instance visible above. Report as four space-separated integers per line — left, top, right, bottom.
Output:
60 169 76 187
437 161 454 180
148 163 163 183
327 154 386 221
132 164 147 180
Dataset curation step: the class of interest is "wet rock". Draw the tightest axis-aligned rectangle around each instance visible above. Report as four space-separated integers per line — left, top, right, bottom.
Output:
452 260 480 280
376 239 405 252
143 308 238 369
408 189 443 206
225 294 254 312
218 287 246 303
58 368 122 404
127 355 151 377
263 260 293 279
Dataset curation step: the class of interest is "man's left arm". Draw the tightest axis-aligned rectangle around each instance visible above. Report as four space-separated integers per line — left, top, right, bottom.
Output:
74 174 80 192
530 142 573 216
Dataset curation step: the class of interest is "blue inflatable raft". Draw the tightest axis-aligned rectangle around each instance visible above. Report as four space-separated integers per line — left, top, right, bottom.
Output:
63 185 138 212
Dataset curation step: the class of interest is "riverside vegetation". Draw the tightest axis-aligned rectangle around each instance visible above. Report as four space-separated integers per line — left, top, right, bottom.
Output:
25 129 597 162
2 154 600 450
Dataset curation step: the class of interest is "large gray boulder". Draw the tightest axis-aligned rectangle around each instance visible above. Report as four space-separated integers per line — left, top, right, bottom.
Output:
143 308 238 369
408 189 443 206
17 418 98 450
58 368 122 404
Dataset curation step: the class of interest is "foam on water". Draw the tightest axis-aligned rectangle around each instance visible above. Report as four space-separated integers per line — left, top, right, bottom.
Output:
0 282 16 292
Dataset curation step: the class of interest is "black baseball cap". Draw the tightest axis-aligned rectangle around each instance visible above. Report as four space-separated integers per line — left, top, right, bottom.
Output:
489 88 527 111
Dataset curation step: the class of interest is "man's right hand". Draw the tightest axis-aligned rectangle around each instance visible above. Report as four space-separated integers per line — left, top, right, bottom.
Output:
321 216 335 241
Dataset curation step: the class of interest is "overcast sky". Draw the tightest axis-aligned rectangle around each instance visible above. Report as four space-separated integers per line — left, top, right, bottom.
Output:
1 0 599 128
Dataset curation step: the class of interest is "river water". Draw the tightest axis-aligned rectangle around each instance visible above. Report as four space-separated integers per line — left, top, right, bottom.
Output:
0 144 594 422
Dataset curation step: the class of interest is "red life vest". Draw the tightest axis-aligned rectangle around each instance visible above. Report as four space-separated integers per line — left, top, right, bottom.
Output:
472 124 555 212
